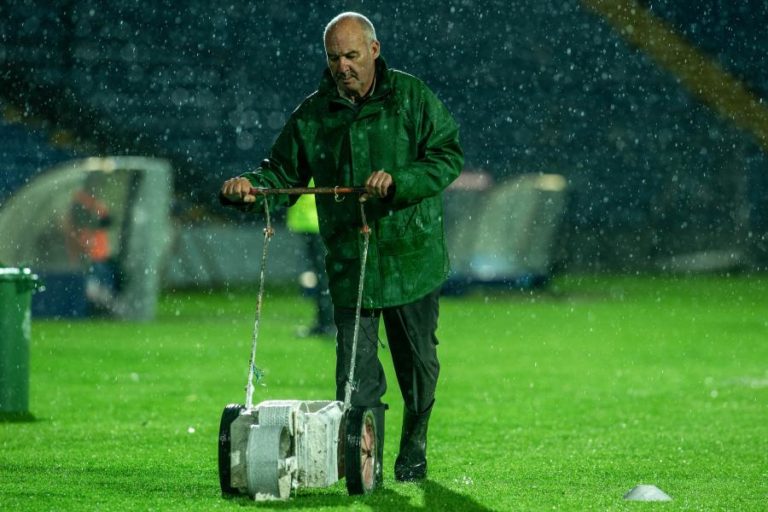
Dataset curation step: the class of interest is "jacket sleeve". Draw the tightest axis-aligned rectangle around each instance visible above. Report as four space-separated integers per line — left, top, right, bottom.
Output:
235 115 311 211
387 85 464 205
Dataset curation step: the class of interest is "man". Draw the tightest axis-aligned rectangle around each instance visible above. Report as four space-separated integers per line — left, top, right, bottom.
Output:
66 171 117 315
220 12 463 482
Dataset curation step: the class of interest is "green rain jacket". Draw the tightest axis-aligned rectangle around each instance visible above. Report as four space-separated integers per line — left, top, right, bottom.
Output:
239 57 463 308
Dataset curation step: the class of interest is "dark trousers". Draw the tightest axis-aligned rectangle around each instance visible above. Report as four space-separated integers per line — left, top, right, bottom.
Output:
334 287 440 415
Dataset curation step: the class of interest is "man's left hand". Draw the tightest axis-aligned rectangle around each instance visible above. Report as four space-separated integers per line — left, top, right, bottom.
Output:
361 170 393 202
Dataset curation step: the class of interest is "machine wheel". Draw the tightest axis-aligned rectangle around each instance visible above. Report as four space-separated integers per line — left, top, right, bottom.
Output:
344 407 380 495
246 425 293 499
218 403 245 495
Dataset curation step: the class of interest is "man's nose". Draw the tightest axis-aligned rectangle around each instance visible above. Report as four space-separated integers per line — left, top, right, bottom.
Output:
338 57 351 72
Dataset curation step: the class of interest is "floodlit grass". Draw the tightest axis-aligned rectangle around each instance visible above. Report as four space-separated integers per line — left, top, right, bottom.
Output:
1 275 766 511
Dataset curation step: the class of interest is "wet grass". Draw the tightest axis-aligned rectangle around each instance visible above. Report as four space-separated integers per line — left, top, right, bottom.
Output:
1 274 766 511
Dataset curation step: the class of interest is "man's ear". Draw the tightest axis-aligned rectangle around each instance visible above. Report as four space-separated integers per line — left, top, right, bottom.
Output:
371 40 381 59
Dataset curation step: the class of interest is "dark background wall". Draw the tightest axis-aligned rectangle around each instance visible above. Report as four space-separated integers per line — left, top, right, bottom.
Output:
1 0 767 271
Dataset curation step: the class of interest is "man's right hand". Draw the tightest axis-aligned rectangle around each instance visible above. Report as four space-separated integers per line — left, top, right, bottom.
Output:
220 177 257 203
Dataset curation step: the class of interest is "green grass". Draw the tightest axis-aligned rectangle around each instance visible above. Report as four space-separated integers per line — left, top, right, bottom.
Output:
1 275 766 511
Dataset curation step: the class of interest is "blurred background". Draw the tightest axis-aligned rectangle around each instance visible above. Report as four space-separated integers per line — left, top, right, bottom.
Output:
1 0 767 319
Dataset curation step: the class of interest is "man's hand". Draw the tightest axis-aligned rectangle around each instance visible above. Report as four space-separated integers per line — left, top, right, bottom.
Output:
360 170 393 202
221 177 257 203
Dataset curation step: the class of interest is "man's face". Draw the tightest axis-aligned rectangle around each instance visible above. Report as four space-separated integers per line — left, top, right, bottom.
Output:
324 20 380 99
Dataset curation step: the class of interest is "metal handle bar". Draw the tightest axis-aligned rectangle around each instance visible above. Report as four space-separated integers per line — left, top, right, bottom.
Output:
249 186 367 195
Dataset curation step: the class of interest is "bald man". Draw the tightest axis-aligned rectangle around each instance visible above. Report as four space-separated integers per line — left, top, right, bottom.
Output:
220 12 463 483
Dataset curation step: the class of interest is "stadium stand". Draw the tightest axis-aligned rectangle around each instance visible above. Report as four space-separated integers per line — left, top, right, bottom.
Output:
0 114 78 202
1 0 766 272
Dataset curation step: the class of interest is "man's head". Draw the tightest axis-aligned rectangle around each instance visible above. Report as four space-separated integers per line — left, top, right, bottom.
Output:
324 12 380 100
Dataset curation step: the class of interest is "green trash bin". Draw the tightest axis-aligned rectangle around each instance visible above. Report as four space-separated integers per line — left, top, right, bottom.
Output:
0 267 40 416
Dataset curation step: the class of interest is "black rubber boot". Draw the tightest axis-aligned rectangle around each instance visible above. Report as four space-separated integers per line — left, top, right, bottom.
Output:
394 402 433 482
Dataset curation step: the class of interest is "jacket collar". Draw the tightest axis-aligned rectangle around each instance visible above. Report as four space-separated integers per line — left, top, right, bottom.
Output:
320 56 392 108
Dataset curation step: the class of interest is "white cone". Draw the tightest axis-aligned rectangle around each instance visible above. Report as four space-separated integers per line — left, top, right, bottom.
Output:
624 484 672 501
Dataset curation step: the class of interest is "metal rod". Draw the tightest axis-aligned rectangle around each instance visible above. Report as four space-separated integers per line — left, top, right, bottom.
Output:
249 186 367 195
245 199 274 409
343 202 371 410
